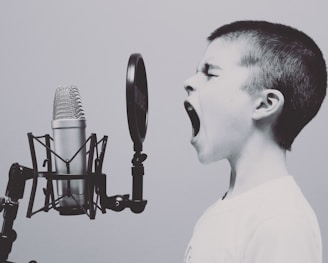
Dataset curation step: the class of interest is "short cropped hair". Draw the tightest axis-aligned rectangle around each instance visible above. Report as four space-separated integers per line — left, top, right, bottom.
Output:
208 21 327 150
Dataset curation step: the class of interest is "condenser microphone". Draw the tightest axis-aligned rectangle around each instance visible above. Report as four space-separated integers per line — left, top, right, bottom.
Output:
52 86 87 215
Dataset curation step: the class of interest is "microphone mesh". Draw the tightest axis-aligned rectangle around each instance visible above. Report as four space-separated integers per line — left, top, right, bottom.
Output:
53 86 86 120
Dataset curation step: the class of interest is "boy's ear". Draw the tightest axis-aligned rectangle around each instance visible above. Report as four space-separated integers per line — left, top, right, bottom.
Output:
252 89 284 121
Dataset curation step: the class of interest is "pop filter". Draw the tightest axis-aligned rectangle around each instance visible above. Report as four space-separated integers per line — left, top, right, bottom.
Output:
126 53 148 152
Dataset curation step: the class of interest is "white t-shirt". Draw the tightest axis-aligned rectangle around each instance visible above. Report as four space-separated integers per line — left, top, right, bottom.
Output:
184 176 322 263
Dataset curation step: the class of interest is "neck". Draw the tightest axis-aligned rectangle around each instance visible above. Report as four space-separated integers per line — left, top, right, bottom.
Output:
225 138 290 199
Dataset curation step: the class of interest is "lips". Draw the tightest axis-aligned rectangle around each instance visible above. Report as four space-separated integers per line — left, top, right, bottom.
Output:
184 101 200 137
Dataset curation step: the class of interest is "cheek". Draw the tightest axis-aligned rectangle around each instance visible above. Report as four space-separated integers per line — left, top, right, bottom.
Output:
201 93 245 134
200 95 253 159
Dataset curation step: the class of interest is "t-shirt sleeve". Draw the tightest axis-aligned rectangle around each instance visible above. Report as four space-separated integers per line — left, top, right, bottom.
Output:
244 215 322 263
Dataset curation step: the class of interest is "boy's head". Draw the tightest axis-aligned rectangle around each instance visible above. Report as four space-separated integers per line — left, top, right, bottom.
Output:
207 20 327 150
184 21 327 164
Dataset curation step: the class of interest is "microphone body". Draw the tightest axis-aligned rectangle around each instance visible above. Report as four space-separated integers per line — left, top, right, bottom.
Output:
52 86 87 213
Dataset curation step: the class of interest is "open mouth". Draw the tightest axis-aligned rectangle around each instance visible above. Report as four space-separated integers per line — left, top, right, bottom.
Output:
184 101 200 137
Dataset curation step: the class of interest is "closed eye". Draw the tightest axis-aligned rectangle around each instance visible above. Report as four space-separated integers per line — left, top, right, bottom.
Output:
199 63 220 78
205 72 218 78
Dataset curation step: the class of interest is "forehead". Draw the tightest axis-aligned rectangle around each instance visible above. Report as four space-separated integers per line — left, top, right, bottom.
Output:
201 38 245 68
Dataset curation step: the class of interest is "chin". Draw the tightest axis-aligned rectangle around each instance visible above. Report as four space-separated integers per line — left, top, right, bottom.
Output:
196 150 217 165
196 145 226 165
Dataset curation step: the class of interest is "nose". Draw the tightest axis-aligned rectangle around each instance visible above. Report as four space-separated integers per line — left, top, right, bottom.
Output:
184 85 194 94
184 76 196 95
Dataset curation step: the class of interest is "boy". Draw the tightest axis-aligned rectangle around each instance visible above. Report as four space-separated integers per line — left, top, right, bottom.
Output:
183 20 326 263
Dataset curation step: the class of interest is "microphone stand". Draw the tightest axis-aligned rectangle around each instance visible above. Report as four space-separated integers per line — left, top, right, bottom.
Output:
0 133 148 262
0 164 34 262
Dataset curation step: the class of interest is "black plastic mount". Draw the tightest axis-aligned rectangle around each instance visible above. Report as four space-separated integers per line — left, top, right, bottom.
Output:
0 130 147 222
23 132 147 218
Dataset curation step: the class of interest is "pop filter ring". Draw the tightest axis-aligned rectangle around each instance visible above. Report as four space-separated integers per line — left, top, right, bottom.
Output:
126 53 148 152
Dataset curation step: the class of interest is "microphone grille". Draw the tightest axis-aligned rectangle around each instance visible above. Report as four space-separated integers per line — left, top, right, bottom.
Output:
53 86 86 120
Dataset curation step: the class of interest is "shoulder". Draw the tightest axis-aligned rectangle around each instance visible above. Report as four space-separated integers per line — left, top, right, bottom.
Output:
255 176 317 219
243 177 322 262
244 215 322 263
253 176 321 240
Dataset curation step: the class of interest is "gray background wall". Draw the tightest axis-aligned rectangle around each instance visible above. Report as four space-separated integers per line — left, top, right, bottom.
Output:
0 1 327 262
